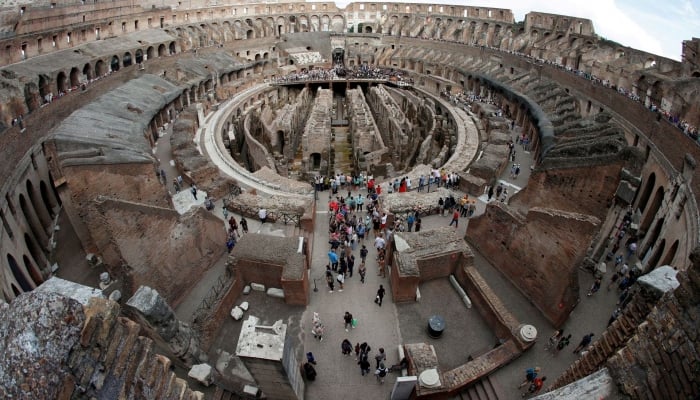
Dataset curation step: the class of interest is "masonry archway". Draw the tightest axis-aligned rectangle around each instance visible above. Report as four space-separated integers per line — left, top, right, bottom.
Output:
640 186 664 233
135 49 143 63
311 153 321 169
123 52 132 67
95 59 107 76
22 254 43 285
169 41 176 54
56 71 67 93
7 254 32 292
110 55 120 72
636 172 656 213
158 44 166 57
647 239 665 270
660 240 679 267
82 63 93 81
26 180 50 228
38 75 50 99
69 67 80 87
39 180 57 217
19 193 46 245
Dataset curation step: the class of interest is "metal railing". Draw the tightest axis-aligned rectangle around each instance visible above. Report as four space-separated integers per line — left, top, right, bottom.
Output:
191 267 233 328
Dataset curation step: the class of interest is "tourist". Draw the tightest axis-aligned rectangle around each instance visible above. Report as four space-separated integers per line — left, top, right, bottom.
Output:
375 284 385 306
258 207 267 224
356 194 364 212
344 311 353 331
325 265 335 293
358 356 371 376
375 348 386 369
438 197 445 216
518 366 540 388
240 217 248 234
336 271 345 291
449 208 460 228
191 185 198 200
587 277 602 296
347 254 355 277
573 333 594 354
414 218 422 232
341 339 353 356
328 250 338 271
556 334 571 353
523 376 546 397
375 363 388 383
407 213 415 232
378 254 386 278
359 261 366 283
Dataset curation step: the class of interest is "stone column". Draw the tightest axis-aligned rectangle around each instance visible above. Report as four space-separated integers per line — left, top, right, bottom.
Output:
126 286 207 367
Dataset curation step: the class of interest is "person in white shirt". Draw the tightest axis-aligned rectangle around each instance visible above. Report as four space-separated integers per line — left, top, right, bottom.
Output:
258 208 267 224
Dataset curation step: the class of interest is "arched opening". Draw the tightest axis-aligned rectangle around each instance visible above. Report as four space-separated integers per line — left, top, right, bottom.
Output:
38 75 50 99
95 59 107 76
22 254 43 285
110 55 120 72
11 284 20 297
642 217 664 261
123 52 132 67
39 180 57 217
246 30 254 39
7 254 33 292
660 240 679 267
69 67 80 87
311 153 321 169
692 71 700 78
277 130 285 154
647 239 665 271
644 58 656 69
158 44 166 57
56 71 67 93
82 63 93 81
26 180 50 228
364 26 373 33
636 173 656 213
169 41 176 54
640 186 665 234
19 194 45 244
135 49 143 63
147 46 155 59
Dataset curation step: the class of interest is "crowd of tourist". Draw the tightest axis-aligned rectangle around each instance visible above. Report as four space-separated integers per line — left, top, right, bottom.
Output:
274 64 414 85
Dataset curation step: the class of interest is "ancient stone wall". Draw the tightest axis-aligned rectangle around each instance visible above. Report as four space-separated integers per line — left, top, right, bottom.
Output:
90 196 226 308
0 291 203 399
346 87 386 166
466 204 599 326
302 87 332 164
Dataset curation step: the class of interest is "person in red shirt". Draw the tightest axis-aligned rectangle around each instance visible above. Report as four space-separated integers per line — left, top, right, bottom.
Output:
523 376 546 397
376 184 382 195
449 208 460 228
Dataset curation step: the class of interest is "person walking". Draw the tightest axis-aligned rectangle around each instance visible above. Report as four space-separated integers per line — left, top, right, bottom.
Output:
358 357 371 376
449 208 460 228
375 347 386 369
341 339 353 356
344 311 354 332
415 218 422 232
328 250 339 271
522 376 546 397
556 334 571 353
573 333 594 354
325 265 335 293
240 217 248 234
337 271 345 291
518 367 541 388
191 185 198 200
375 284 386 306
359 261 366 284
375 363 388 384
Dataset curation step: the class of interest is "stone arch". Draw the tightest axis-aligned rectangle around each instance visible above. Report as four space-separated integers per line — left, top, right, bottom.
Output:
332 15 344 33
82 63 93 81
647 239 665 270
644 57 656 69
11 284 20 297
660 240 679 267
39 180 57 217
310 152 321 169
640 186 665 234
95 59 107 76
37 78 49 98
642 216 664 261
123 52 133 67
135 48 143 63
247 29 254 39
147 46 155 59
636 172 656 212
69 67 80 87
169 41 176 55
56 71 67 93
110 55 120 72
26 180 50 228
158 44 166 57
365 26 373 33
7 253 33 292
22 254 42 286
19 193 46 246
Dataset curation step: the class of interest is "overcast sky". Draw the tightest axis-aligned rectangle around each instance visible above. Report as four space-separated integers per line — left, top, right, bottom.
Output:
326 0 700 60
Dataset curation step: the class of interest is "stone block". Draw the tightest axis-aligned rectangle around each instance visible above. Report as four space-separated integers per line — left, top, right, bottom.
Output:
251 283 265 292
108 290 122 302
188 363 213 386
243 285 251 294
267 288 285 298
243 385 259 396
239 301 249 311
231 307 244 320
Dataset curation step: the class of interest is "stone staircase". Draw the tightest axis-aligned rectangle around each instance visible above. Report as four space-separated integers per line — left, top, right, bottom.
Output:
331 126 354 175
457 375 505 400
